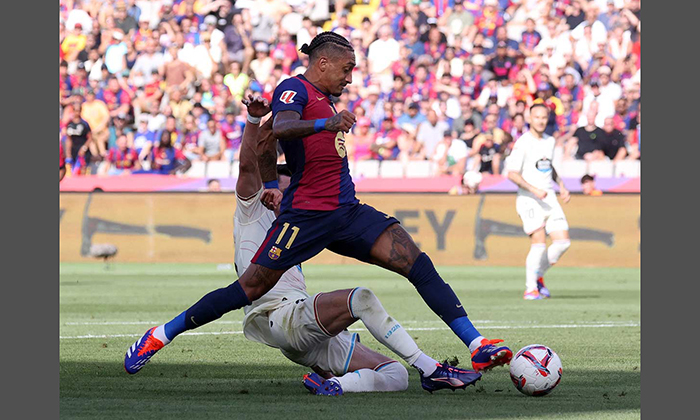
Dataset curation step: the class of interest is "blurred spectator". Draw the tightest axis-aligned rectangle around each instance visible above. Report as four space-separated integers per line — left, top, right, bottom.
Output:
581 174 603 196
180 114 201 161
471 132 501 175
397 123 425 164
396 102 427 129
445 0 474 39
97 76 132 119
224 61 250 101
472 112 507 152
197 119 227 162
140 130 191 175
132 114 156 160
58 0 640 179
347 117 375 162
371 117 401 161
600 117 627 161
626 103 641 160
453 96 482 136
101 133 141 176
568 107 606 161
64 103 93 175
520 18 542 57
417 109 449 160
169 87 194 122
433 130 469 176
81 89 111 158
163 45 195 91
208 178 222 192
61 23 87 62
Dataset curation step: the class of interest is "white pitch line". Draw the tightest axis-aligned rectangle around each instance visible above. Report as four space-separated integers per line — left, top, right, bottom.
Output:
59 322 639 340
61 319 634 326
62 320 510 326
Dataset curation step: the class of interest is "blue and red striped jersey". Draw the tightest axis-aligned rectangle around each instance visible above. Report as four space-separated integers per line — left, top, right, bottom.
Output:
271 75 358 212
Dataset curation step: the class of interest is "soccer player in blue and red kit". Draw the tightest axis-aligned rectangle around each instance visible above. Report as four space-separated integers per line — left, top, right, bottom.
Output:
125 32 512 377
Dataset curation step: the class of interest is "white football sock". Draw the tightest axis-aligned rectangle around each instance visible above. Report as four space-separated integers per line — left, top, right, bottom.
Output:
547 240 571 266
526 244 547 292
332 362 409 393
468 336 486 353
152 325 171 345
538 240 572 277
411 352 439 377
348 287 439 376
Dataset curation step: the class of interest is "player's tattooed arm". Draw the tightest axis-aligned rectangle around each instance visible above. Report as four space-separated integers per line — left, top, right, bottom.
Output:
238 95 271 199
272 110 356 140
257 118 278 185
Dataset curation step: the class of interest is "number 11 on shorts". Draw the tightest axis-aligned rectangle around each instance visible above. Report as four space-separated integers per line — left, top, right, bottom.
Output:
275 222 300 249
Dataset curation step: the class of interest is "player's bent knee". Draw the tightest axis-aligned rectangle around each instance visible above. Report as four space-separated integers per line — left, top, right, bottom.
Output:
379 362 409 392
349 287 382 318
549 240 571 265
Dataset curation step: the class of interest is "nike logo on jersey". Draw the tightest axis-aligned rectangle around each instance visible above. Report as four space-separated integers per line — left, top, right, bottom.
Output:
316 96 325 101
456 304 463 308
190 316 199 326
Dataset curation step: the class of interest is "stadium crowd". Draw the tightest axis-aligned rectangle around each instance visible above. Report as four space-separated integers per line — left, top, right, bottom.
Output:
59 0 641 180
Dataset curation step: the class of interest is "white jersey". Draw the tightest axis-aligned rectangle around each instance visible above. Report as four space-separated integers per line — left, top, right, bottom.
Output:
236 188 308 348
505 131 557 197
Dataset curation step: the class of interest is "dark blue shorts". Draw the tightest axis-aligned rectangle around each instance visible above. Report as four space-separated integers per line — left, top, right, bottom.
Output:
251 203 399 270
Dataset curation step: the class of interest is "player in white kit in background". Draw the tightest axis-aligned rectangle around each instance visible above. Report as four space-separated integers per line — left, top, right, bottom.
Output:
235 96 482 395
505 104 572 300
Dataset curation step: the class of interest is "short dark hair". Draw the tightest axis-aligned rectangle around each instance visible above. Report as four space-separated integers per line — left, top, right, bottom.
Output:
299 31 353 62
581 174 595 183
530 103 550 113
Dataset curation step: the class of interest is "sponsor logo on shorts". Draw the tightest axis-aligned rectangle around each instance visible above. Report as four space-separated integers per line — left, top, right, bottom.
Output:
269 246 282 260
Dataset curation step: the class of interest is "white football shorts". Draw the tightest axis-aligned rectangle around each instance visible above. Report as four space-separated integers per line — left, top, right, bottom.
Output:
516 192 569 235
267 293 360 377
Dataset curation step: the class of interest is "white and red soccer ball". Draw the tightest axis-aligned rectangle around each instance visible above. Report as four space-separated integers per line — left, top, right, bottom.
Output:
509 345 563 396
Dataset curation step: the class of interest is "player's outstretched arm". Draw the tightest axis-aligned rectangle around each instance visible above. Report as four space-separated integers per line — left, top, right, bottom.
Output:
272 109 356 140
237 95 271 199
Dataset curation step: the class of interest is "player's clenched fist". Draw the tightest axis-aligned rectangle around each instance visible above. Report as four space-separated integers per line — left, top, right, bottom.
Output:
261 188 283 211
325 110 356 133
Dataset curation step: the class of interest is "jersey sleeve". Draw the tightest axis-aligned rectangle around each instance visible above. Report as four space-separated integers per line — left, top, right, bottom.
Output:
235 187 268 223
505 138 525 174
271 77 308 118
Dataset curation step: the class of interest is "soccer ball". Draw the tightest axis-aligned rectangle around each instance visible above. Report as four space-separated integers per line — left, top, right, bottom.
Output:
509 344 563 396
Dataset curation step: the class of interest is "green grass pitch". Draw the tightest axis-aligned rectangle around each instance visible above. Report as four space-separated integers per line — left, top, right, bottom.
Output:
60 263 640 419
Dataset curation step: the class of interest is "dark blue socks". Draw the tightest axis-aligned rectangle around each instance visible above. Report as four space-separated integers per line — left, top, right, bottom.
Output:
408 253 482 347
163 280 251 340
